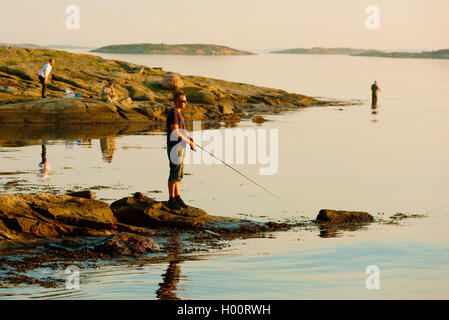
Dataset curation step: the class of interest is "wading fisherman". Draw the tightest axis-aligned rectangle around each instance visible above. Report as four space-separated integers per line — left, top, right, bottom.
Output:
166 91 195 210
371 80 381 107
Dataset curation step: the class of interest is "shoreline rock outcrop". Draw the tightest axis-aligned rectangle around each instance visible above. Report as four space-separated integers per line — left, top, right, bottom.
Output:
0 193 118 241
0 190 388 257
0 191 288 245
0 46 346 124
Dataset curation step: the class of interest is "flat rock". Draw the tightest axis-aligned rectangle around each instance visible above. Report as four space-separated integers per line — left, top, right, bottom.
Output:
110 193 284 232
110 195 210 229
0 193 117 240
316 209 374 224
0 98 151 124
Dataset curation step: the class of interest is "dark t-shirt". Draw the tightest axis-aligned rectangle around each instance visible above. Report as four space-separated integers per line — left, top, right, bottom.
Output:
166 108 186 147
371 83 379 94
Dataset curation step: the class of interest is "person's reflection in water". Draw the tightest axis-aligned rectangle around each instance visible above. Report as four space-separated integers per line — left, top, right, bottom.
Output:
371 102 379 122
38 144 51 179
371 99 378 112
100 137 116 163
75 139 92 147
156 235 183 300
370 80 381 122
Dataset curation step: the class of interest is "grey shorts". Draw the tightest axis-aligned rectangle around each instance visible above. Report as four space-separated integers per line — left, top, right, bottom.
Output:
167 144 185 182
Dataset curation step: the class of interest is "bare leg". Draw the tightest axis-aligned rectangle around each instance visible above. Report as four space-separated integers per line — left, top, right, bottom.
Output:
168 181 176 198
174 182 180 196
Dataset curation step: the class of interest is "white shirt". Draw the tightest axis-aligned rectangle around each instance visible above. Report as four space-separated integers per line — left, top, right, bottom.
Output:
39 63 52 78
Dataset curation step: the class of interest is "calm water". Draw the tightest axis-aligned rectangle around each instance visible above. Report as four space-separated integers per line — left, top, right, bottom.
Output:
1 53 449 299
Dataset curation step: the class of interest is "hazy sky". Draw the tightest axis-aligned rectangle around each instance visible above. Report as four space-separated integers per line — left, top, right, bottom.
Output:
1 0 448 51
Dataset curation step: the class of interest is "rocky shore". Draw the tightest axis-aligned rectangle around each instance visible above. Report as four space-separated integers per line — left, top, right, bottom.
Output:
0 190 378 257
0 190 425 289
0 190 292 288
0 46 347 125
0 191 293 243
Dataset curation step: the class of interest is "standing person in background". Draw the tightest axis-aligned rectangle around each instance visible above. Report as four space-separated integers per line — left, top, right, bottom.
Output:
38 58 55 99
371 80 381 108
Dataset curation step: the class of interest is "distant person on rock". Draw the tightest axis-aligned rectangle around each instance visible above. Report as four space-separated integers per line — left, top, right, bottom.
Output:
101 80 118 103
371 80 381 107
166 91 195 210
38 58 55 99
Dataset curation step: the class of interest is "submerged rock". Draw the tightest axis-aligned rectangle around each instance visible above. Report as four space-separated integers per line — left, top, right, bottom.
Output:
93 233 161 255
252 115 266 123
316 209 374 224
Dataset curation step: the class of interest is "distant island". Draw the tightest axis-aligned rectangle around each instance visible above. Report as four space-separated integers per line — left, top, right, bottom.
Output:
271 47 449 59
91 43 255 55
271 47 366 55
354 49 449 59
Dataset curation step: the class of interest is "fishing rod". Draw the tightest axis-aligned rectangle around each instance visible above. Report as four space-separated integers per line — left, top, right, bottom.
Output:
191 143 283 202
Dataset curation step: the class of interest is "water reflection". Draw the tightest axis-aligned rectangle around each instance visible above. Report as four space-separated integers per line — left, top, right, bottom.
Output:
0 122 238 148
38 144 50 179
76 139 92 147
371 100 379 123
156 260 182 300
317 222 371 238
0 123 164 147
100 138 116 163
156 235 184 300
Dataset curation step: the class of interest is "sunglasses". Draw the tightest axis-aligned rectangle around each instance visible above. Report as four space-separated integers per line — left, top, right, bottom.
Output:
180 100 187 103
